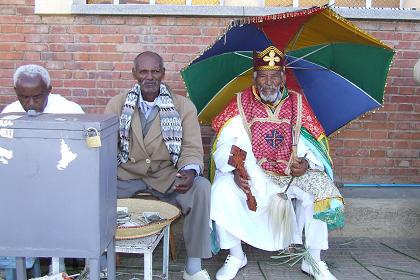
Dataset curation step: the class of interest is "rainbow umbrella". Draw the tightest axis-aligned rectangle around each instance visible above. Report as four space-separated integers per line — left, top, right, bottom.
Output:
181 6 395 136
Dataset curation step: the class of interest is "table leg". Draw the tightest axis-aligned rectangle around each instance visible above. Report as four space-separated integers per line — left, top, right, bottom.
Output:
107 238 116 280
143 251 153 280
51 257 60 275
15 257 27 280
163 225 170 279
88 258 100 280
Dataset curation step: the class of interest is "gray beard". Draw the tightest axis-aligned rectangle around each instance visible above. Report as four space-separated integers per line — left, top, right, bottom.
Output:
258 85 282 104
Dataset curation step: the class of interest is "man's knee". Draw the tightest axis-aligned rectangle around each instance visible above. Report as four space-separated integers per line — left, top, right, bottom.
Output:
192 176 211 202
117 179 147 198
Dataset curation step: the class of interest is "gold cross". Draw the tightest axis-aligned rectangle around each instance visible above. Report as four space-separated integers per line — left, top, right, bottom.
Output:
263 50 280 67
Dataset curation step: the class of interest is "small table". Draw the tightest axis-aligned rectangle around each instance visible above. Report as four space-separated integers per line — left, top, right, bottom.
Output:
115 199 180 280
115 224 171 280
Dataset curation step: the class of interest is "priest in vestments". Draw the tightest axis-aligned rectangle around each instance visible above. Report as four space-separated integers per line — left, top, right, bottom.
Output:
210 46 344 280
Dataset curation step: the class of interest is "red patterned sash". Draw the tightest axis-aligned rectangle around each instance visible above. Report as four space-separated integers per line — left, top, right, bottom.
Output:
238 88 298 175
212 87 326 176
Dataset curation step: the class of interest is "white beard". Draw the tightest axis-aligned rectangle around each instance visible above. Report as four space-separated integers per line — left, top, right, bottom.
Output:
259 85 282 104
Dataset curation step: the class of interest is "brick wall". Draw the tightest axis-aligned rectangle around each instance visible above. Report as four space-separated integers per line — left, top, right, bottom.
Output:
0 0 419 184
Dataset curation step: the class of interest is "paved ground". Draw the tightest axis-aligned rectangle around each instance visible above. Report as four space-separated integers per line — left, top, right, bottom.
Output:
1 237 419 280
113 237 420 280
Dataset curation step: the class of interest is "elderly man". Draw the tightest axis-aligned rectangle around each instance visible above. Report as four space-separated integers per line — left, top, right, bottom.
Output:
105 51 212 280
2 64 83 114
210 46 344 280
1 64 84 276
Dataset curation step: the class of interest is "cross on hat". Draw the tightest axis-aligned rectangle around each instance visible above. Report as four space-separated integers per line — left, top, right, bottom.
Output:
253 46 284 71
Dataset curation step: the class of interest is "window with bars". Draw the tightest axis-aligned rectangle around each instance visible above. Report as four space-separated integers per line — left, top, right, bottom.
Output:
85 0 401 7
34 0 419 15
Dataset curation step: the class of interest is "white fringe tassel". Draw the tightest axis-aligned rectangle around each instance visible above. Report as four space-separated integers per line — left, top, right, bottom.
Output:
269 193 295 248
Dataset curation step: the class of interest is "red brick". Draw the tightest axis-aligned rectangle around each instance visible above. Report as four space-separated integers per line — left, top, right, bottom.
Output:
65 62 97 70
168 26 201 36
17 24 48 33
70 25 101 34
150 36 176 44
389 131 420 140
74 35 90 43
49 71 72 79
124 17 148 26
89 35 124 43
202 27 224 36
48 44 66 52
23 15 41 24
2 52 24 60
175 18 193 26
0 7 17 15
89 53 123 61
0 69 13 78
49 25 67 33
0 15 23 24
73 72 89 79
16 6 33 15
334 149 369 157
41 16 75 25
96 81 112 88
388 168 418 176
150 17 176 26
43 34 74 43
387 149 419 158
98 45 117 52
0 43 14 51
344 157 361 166
0 34 24 42
63 80 95 88
369 150 386 157
25 34 41 43
399 87 415 95
23 52 40 60
93 17 125 25
45 61 64 70
1 24 16 33
395 122 413 130
149 26 168 36
361 158 394 167
388 112 418 121
114 63 132 71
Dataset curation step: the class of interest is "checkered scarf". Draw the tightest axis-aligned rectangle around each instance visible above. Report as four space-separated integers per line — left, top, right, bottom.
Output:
118 83 182 166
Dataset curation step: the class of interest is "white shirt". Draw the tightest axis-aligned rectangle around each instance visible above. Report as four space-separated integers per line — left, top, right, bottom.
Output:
1 94 84 114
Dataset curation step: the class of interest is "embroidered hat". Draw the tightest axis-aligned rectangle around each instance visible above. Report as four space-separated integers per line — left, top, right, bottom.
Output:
253 46 285 71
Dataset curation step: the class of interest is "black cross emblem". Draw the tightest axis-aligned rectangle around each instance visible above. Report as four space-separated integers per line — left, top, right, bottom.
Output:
265 129 284 148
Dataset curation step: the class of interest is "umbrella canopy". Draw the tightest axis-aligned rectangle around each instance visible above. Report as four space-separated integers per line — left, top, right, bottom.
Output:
181 6 395 136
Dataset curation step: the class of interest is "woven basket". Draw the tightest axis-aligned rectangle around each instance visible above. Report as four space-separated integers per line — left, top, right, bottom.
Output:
116 199 181 240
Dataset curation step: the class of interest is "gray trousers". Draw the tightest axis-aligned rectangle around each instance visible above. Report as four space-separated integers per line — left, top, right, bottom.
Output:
117 177 212 259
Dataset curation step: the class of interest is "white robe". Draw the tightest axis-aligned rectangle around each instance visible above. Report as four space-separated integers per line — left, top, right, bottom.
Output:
1 94 84 114
210 115 328 251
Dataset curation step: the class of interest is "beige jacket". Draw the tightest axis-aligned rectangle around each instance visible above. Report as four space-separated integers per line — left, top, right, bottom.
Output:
105 91 204 193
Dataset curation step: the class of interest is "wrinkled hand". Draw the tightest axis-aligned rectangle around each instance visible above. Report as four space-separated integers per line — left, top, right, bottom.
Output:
291 157 309 177
233 169 250 193
174 169 196 193
233 169 257 211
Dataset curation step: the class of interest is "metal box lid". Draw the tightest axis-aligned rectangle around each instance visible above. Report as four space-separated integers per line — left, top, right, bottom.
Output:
0 113 118 140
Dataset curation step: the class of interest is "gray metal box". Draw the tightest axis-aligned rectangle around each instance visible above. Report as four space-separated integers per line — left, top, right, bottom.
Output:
0 113 118 258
